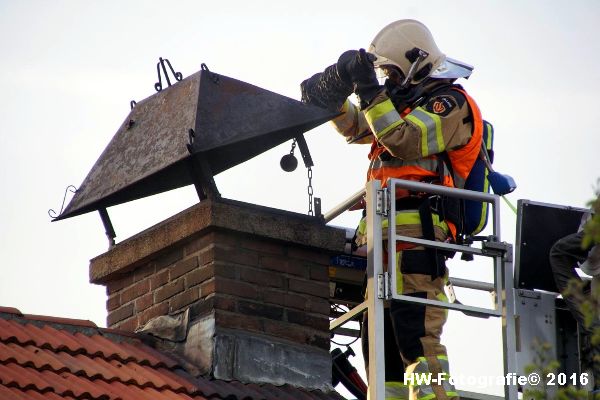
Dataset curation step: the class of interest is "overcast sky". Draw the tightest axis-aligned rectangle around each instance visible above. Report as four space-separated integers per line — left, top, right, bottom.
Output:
1 1 599 397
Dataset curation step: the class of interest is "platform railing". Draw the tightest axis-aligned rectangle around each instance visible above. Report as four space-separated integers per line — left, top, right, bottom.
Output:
327 179 517 400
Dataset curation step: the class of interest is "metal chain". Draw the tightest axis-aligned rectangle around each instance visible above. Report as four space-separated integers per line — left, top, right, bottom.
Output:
290 139 297 155
307 166 314 216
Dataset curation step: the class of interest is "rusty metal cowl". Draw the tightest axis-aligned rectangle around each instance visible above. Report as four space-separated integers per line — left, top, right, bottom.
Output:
56 68 338 221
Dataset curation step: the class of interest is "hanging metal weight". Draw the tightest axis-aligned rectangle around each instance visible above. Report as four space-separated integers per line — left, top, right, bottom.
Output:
280 139 299 172
280 135 319 216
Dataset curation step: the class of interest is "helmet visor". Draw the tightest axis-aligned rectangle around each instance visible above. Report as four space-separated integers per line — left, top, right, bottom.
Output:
370 51 391 68
376 65 403 81
430 57 473 79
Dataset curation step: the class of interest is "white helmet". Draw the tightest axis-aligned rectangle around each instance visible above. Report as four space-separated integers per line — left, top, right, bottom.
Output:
368 19 473 86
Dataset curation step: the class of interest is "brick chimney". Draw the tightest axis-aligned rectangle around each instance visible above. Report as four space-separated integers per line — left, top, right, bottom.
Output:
89 198 345 390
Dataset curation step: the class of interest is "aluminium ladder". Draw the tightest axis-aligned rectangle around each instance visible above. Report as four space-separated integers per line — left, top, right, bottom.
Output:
326 179 518 400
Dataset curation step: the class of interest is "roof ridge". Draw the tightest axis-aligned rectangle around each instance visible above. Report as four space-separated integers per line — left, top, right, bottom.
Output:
0 307 21 316
23 313 97 328
0 306 97 329
0 305 157 344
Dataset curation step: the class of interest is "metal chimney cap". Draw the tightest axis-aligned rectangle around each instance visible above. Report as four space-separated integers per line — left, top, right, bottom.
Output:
55 68 339 221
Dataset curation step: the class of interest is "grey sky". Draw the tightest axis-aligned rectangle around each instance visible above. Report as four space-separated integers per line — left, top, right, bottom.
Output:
1 1 599 396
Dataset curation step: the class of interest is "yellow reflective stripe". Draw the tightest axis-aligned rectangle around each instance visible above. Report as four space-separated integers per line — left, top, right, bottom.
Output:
386 381 409 388
436 291 448 303
364 99 404 139
404 113 428 156
386 381 409 399
433 113 444 151
442 384 458 396
357 212 450 236
412 368 435 398
473 169 490 234
395 211 422 226
485 122 493 150
469 121 492 233
419 390 458 399
364 99 395 123
396 251 403 295
419 108 444 154
437 356 457 395
405 107 444 157
358 218 366 235
409 357 457 400
416 354 450 361
394 211 450 230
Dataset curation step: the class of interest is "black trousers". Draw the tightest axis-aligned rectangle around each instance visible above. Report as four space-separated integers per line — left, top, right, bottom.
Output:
360 250 449 380
549 231 599 390
549 231 591 330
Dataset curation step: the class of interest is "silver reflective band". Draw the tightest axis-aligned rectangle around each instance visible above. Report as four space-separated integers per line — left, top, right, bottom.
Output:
409 108 444 155
431 57 474 79
372 157 439 171
372 108 402 136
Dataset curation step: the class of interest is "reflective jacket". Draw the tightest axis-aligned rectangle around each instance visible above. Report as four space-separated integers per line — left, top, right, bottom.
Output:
332 82 483 244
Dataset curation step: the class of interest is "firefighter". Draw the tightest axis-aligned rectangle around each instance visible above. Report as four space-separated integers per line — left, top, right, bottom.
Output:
549 209 600 391
301 19 483 399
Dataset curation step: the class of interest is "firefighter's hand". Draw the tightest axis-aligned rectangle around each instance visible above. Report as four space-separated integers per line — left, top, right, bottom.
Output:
337 49 381 108
336 49 377 85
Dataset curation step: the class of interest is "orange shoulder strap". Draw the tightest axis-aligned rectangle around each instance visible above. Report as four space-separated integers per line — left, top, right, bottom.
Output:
446 88 483 180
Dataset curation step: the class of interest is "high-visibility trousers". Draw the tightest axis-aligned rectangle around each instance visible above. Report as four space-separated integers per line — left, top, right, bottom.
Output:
361 249 459 400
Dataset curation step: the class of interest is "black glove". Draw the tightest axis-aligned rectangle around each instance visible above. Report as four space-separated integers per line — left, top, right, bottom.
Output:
301 65 353 111
301 72 329 109
337 49 382 108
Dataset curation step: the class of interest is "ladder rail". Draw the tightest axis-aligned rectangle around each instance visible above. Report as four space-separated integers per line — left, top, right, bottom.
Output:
325 178 518 400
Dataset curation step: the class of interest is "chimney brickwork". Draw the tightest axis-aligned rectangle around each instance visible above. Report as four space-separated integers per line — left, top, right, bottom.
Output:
90 198 345 390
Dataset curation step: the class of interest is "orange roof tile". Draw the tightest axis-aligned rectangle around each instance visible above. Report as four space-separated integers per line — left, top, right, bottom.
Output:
0 307 344 400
